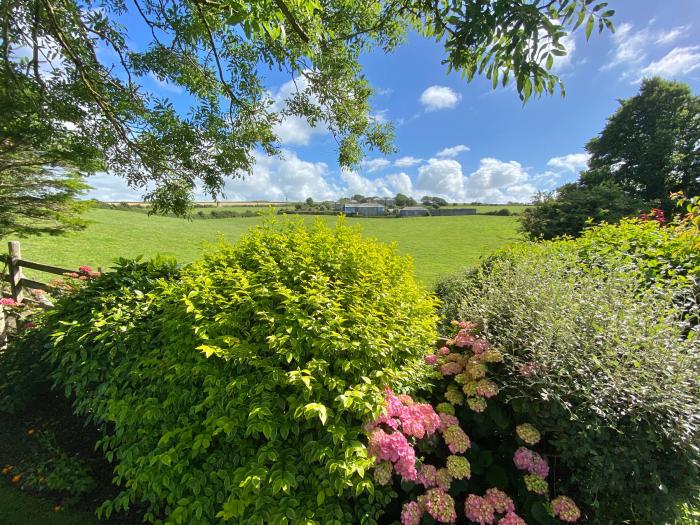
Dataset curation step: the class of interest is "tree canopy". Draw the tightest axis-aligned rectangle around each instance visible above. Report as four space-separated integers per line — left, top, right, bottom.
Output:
520 77 700 240
1 0 615 214
582 77 700 203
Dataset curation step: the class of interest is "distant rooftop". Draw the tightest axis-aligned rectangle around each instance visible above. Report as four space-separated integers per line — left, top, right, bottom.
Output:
343 202 385 207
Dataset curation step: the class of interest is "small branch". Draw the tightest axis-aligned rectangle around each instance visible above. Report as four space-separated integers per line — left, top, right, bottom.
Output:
274 0 310 43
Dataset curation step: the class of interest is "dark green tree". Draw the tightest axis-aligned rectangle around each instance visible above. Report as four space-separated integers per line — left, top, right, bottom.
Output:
0 72 96 236
520 181 645 239
1 0 614 214
394 193 416 208
582 77 700 203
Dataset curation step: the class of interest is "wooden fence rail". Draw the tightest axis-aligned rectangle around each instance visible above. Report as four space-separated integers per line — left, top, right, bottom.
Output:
1 241 84 303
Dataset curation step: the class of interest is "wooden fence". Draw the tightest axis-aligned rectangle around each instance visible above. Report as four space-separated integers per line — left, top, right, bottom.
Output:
0 241 95 303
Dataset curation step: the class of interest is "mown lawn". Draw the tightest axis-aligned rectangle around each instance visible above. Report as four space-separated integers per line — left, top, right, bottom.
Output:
7 208 522 285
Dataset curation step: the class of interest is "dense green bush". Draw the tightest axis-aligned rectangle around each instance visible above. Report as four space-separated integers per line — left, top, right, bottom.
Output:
435 220 700 524
519 181 645 240
35 218 437 524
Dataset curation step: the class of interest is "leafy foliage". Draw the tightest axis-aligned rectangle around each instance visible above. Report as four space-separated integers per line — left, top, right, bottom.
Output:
519 77 700 240
582 78 700 203
2 430 96 496
30 219 437 524
1 0 613 213
519 181 645 239
435 219 700 524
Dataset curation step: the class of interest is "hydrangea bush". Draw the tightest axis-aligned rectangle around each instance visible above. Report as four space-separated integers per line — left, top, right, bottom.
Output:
367 322 581 524
434 210 700 524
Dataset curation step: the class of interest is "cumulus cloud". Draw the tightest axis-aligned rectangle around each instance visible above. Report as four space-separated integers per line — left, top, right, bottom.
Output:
638 46 700 79
547 153 589 173
361 158 391 173
420 85 462 111
385 172 414 195
416 158 466 197
84 173 143 202
551 33 577 71
394 156 423 168
269 76 329 146
436 145 470 158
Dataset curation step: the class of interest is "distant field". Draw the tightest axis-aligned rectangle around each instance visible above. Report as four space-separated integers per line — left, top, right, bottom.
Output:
5 209 522 285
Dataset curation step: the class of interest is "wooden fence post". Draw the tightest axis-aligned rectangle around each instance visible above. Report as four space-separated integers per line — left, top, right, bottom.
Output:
8 241 24 303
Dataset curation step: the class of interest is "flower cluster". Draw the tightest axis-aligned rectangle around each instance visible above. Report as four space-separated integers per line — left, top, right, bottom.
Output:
513 447 549 479
401 501 422 525
367 390 442 481
368 320 582 524
464 494 495 524
0 297 18 306
515 423 541 445
446 455 471 480
551 496 581 522
419 488 457 523
524 474 548 495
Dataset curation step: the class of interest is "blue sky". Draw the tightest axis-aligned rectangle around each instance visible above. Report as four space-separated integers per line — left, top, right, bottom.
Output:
88 0 700 203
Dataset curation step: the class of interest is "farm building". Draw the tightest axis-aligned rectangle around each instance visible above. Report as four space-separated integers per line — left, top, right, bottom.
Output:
342 202 386 216
399 206 430 217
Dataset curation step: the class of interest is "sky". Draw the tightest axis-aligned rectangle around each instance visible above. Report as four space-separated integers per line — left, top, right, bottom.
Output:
87 0 700 204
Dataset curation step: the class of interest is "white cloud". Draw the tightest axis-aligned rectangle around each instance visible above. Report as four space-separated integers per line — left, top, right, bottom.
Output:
602 23 693 81
546 153 589 173
551 33 577 71
269 76 329 146
656 26 690 45
394 156 423 168
638 46 700 79
385 172 414 195
419 85 462 111
416 158 466 198
436 145 470 158
361 158 391 172
84 173 144 201
466 158 529 190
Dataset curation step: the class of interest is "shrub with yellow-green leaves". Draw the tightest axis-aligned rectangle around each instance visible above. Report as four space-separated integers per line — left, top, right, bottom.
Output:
43 218 438 524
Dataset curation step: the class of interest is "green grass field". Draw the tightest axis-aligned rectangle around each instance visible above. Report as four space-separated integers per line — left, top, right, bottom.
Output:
7 208 522 285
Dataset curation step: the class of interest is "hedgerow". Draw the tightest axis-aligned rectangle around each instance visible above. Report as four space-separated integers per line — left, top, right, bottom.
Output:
38 218 438 524
435 216 700 524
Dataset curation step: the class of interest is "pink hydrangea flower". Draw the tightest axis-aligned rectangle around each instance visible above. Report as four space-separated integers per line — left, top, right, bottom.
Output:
425 354 438 365
440 362 463 376
464 494 495 524
401 501 422 525
418 464 438 488
485 488 514 514
475 379 500 398
438 346 451 356
454 329 476 348
513 447 533 470
551 496 581 522
78 265 93 273
419 489 457 523
498 511 527 525
439 413 459 430
513 447 549 479
435 467 452 490
471 339 491 354
0 298 18 306
442 425 470 454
